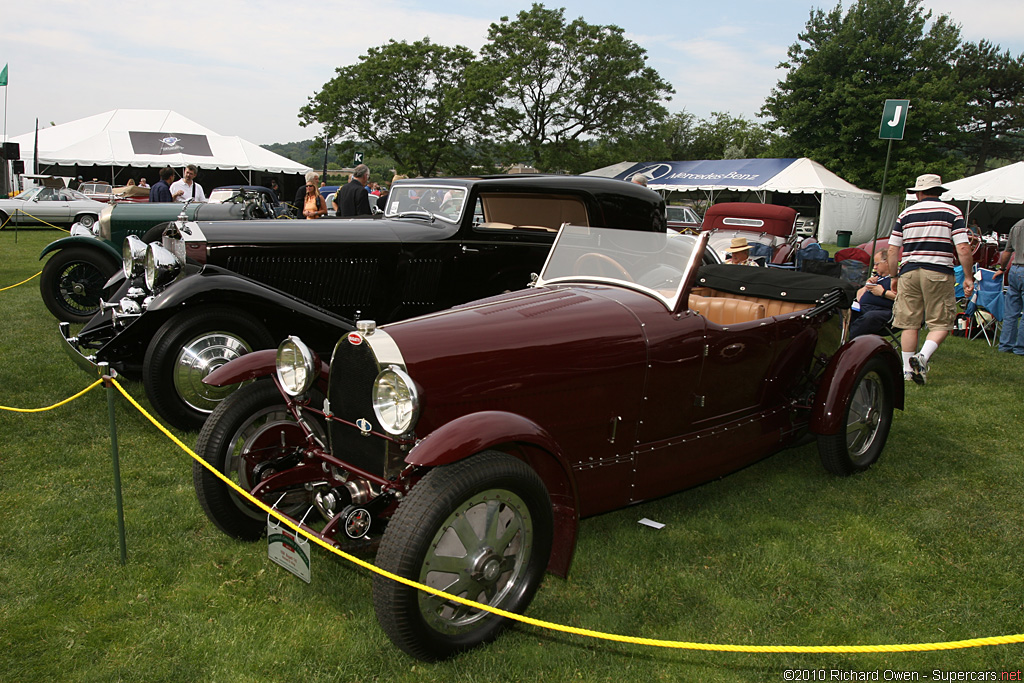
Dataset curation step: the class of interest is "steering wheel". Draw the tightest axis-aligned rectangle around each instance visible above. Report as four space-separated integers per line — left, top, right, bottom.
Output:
573 253 634 282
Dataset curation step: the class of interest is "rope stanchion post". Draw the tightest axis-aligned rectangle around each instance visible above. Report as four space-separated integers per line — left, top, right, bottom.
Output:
100 362 128 565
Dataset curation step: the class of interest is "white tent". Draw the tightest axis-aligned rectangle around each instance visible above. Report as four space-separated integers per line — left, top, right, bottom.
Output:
586 158 899 244
10 109 310 183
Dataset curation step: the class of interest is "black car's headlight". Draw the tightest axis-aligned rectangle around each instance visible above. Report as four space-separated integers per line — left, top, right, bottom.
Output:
123 235 147 278
372 366 419 435
276 336 317 397
144 242 182 292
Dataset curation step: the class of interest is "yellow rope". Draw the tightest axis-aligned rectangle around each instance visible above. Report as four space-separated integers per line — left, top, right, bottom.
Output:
106 379 1024 655
3 210 72 232
0 271 42 292
6 376 1023 653
0 379 103 412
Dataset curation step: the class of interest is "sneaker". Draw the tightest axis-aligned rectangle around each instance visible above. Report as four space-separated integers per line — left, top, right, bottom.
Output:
909 353 929 385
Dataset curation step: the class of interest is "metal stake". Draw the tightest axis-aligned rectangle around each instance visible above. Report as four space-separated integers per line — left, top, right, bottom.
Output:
100 362 127 565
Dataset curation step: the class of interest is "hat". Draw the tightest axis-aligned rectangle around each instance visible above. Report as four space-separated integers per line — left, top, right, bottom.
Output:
724 237 751 253
907 173 946 193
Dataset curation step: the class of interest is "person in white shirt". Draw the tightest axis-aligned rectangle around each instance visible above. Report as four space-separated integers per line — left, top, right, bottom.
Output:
170 164 207 202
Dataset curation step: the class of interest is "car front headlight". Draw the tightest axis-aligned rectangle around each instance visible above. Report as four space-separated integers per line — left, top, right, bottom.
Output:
372 366 419 435
144 242 182 292
276 336 317 397
123 235 148 278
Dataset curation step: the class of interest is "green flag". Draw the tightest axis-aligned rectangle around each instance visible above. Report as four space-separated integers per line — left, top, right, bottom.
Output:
0 64 7 86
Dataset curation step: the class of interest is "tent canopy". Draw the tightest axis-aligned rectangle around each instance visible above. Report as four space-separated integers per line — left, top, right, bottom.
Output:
585 158 898 244
925 162 1024 234
11 109 310 175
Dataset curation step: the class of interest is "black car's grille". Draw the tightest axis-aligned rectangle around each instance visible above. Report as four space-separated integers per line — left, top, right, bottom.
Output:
225 256 379 308
327 335 390 477
398 258 442 305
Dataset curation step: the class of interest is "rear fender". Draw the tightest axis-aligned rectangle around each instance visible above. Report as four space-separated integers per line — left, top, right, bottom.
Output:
39 235 121 263
406 411 580 577
810 335 904 435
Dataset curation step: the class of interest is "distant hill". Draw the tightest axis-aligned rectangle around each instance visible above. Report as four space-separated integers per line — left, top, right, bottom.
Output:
262 140 338 169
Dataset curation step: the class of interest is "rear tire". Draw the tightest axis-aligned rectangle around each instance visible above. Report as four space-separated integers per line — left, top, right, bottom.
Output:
39 247 119 323
74 213 98 228
817 358 894 476
143 307 274 431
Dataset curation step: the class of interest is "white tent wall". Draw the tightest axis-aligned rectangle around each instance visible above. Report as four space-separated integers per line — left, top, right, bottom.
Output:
818 191 899 245
939 162 1024 235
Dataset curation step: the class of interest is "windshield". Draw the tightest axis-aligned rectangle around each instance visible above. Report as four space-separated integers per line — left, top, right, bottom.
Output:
208 190 239 204
384 185 466 223
667 206 701 224
538 225 705 310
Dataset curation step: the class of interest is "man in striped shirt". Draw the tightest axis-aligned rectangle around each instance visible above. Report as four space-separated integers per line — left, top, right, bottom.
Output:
887 173 974 385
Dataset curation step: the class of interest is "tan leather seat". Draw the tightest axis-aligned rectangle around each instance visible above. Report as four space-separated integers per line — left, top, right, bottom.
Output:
690 287 810 317
688 293 766 325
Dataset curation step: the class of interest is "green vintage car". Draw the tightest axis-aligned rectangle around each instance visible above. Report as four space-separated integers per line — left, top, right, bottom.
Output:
39 188 281 323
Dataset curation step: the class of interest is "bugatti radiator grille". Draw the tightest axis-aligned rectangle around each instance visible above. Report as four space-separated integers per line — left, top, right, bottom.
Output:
225 256 379 308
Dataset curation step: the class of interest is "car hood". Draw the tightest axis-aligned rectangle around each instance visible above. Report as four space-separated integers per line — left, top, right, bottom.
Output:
382 285 650 432
183 217 459 246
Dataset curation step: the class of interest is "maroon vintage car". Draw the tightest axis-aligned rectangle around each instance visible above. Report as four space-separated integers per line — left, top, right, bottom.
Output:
192 226 903 660
703 202 800 265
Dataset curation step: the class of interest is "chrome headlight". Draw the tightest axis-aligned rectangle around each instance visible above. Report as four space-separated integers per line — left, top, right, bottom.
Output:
144 242 182 293
276 336 317 397
123 235 148 278
372 366 419 435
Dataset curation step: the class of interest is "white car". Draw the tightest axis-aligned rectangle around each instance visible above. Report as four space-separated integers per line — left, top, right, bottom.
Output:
0 186 106 228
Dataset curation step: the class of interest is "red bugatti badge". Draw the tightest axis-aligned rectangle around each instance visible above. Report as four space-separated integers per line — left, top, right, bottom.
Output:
348 332 363 346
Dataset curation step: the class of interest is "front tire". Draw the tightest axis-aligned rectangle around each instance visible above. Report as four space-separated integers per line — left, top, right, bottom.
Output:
373 451 553 661
193 380 319 541
143 307 274 431
74 213 98 228
39 247 119 323
817 358 894 476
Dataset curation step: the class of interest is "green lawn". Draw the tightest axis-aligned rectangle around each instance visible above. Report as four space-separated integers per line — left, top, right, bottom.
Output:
2 227 1023 682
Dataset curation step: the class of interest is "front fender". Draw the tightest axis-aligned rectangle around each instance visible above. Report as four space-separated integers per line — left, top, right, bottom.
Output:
40 235 121 262
407 411 580 578
810 335 904 435
201 348 330 389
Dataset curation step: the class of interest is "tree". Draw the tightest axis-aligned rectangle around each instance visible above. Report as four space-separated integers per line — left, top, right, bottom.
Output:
958 40 1024 174
299 39 497 177
761 0 969 191
480 3 673 172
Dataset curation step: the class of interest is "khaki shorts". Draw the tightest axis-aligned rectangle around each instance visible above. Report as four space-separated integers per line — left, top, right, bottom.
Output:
893 268 958 331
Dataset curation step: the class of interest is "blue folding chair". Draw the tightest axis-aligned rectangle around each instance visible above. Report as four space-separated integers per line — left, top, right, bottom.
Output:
964 269 1005 346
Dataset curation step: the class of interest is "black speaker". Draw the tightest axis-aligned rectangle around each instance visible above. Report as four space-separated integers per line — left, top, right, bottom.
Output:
11 160 25 173
2 142 19 159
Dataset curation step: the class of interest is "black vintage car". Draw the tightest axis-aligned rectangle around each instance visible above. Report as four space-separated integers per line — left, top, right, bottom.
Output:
62 175 667 431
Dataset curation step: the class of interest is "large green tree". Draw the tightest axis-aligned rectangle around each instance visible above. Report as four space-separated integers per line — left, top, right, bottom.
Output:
958 40 1024 173
480 3 673 172
299 39 497 177
761 0 968 191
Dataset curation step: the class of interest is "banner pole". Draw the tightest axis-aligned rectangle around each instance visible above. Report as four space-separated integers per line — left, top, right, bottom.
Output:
100 362 128 565
870 138 894 261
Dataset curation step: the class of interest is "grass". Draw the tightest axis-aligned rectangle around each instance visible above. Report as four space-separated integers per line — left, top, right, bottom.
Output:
2 227 1024 681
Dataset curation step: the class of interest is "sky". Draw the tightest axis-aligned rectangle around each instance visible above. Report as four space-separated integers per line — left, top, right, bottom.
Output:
3 1 1024 147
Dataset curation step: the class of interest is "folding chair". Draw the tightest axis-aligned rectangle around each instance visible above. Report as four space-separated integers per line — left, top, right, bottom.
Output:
964 268 1004 346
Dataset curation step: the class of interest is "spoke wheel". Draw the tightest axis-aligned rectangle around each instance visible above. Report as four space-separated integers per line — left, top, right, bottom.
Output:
373 451 552 661
818 358 894 476
144 307 273 431
193 380 323 541
39 247 119 323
